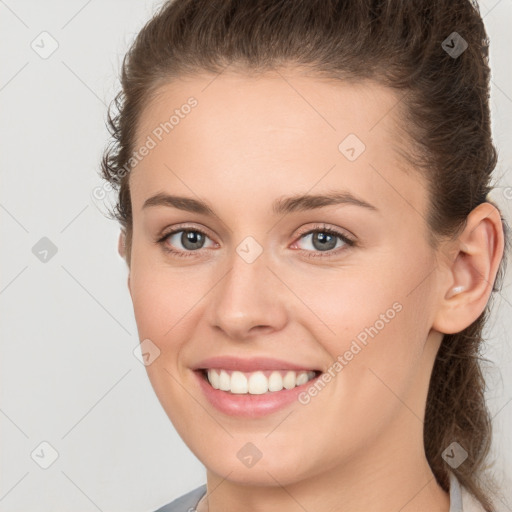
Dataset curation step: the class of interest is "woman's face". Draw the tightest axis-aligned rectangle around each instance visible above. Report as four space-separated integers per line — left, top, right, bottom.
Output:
127 69 445 486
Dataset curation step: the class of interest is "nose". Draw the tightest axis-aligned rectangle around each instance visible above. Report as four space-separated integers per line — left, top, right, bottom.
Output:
207 247 288 341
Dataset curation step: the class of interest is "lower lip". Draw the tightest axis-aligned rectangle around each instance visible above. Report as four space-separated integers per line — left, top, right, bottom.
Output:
194 370 320 418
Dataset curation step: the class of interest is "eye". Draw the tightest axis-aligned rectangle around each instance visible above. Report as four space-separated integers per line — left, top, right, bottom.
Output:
156 226 217 258
292 224 356 258
155 223 356 259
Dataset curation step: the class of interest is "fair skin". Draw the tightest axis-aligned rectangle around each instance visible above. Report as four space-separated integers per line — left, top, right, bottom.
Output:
118 68 504 512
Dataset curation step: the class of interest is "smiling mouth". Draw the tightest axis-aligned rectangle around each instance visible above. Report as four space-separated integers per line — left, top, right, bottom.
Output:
198 368 321 395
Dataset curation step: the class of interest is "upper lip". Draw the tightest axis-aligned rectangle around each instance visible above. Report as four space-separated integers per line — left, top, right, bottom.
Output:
192 356 320 373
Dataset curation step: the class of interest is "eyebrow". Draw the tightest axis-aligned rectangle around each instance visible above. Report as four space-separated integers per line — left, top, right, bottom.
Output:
142 191 378 216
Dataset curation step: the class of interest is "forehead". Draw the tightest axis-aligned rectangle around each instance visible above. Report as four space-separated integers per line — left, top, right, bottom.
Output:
130 70 428 223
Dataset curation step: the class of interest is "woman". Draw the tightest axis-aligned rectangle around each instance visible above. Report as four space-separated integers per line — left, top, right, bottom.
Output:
101 0 510 510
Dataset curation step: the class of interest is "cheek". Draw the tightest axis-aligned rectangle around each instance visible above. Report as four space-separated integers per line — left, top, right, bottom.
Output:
302 254 432 397
129 268 202 419
316 283 417 389
296 287 428 459
129 263 202 341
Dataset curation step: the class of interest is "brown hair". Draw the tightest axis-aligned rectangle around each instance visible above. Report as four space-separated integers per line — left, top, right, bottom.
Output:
100 0 510 508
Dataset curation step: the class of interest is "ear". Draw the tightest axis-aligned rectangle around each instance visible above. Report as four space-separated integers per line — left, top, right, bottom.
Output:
117 230 131 294
118 230 126 259
432 202 504 335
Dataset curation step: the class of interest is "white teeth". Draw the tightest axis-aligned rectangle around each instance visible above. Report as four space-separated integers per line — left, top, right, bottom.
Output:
205 369 317 394
296 371 309 386
230 371 248 394
208 368 220 389
218 369 230 391
268 371 284 392
248 371 269 394
283 371 296 390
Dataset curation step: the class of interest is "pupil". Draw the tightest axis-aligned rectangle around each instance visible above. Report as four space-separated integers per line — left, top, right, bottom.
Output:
314 232 336 251
183 231 204 250
179 231 337 252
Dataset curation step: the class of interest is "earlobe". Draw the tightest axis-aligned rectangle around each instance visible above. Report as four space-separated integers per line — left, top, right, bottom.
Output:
432 202 504 335
118 230 126 259
118 231 132 295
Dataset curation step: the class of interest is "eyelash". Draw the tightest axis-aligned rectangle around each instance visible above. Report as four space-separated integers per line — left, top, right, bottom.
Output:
155 223 356 259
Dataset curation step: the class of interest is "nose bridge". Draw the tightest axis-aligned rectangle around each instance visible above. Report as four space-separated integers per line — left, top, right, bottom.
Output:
209 238 287 338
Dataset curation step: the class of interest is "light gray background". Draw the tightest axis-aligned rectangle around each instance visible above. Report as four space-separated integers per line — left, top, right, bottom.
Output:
0 1 511 511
